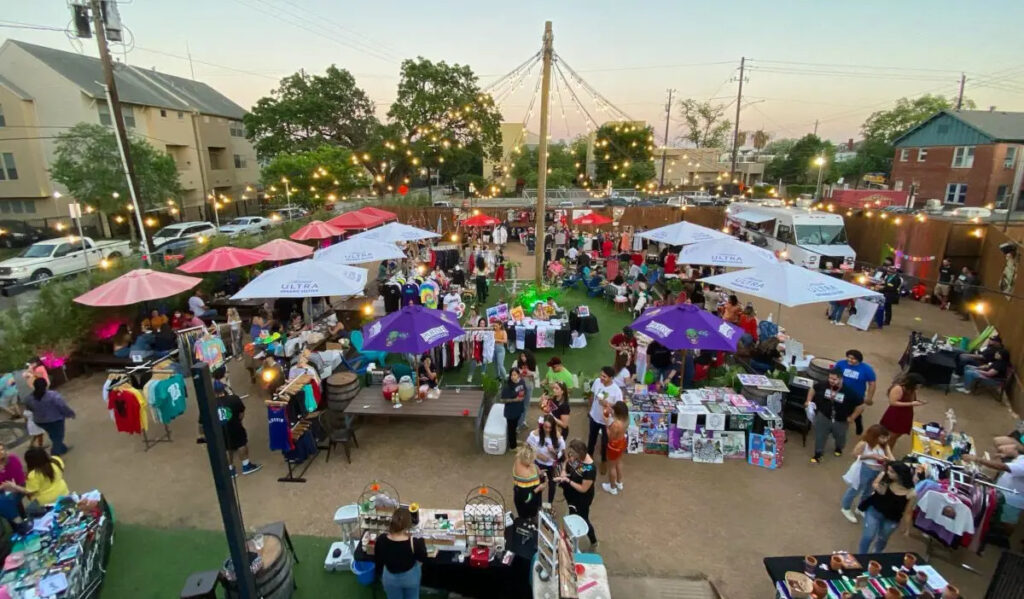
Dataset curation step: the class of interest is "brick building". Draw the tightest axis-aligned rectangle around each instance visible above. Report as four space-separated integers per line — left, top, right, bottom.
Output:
891 110 1024 209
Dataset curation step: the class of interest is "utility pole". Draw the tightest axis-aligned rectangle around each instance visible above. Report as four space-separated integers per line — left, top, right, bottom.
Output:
89 0 151 262
813 120 819 136
956 73 966 111
729 57 746 184
659 88 675 189
533 21 554 287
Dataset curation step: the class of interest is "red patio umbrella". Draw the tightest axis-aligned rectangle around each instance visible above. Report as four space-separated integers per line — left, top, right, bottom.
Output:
177 246 268 274
290 220 346 241
573 212 613 226
462 214 501 227
253 238 314 261
356 206 398 223
327 210 387 230
74 269 202 307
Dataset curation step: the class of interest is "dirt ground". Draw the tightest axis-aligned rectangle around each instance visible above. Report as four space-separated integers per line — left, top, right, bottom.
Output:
52 241 1014 598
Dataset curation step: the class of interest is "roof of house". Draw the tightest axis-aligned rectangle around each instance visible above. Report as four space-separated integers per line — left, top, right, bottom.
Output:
893 109 1024 146
7 40 246 119
0 73 31 100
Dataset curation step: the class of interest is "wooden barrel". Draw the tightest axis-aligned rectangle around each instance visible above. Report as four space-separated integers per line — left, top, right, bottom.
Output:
807 358 836 383
326 371 360 412
224 534 294 599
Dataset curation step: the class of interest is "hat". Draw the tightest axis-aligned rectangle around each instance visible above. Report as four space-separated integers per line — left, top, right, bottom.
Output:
213 380 226 393
546 356 562 367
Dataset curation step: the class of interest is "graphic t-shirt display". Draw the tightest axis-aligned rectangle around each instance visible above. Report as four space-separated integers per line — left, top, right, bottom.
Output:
152 375 187 423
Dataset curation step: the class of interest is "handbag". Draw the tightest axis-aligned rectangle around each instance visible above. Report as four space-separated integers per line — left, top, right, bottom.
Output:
841 457 863 488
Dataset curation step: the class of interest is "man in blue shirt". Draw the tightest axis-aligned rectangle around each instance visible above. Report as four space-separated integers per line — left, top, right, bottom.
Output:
833 349 877 435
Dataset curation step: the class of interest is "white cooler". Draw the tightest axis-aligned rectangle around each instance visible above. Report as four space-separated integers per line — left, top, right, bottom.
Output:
483 403 507 455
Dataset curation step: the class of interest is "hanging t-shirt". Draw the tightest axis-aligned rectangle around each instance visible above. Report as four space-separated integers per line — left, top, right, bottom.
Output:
268 406 293 451
152 375 188 423
108 388 144 434
382 284 402 314
420 280 439 309
302 385 318 413
401 282 421 307
194 337 227 370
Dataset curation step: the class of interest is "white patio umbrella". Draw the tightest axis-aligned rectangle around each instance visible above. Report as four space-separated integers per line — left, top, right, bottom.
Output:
231 259 367 299
699 261 881 308
678 237 779 268
349 222 441 243
637 221 730 246
313 238 406 264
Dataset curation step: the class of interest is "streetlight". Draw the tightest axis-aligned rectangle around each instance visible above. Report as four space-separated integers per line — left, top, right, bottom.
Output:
813 155 827 201
281 177 292 212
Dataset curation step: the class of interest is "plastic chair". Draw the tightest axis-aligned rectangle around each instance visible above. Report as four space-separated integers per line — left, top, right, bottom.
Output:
563 514 590 555
349 330 387 366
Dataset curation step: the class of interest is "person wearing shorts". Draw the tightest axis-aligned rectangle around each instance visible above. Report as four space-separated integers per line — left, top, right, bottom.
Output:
934 258 953 309
601 402 629 496
215 382 261 477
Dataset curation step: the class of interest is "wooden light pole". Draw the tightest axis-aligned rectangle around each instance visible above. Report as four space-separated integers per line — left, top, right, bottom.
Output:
533 21 554 286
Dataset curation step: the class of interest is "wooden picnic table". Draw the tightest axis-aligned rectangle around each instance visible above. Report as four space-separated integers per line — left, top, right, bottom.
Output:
345 387 492 450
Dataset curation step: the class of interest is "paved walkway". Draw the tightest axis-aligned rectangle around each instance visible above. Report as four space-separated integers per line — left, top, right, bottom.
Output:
51 242 1016 598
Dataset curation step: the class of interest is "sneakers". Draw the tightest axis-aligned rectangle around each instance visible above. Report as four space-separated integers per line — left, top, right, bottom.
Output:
840 508 858 523
835 322 845 327
242 462 263 475
954 385 970 394
466 374 473 383
855 509 865 518
810 454 822 463
601 482 618 495
834 450 843 457
615 481 623 491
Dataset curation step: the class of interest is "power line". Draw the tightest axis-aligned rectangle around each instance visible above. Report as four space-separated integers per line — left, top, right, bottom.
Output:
0 20 67 32
754 58 964 75
571 60 734 73
276 0 401 59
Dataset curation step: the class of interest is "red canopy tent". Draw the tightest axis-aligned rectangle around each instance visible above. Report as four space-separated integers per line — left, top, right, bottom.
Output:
573 212 613 226
177 246 267 273
327 210 388 230
253 238 314 261
356 206 398 223
461 214 501 227
74 269 202 307
290 220 346 241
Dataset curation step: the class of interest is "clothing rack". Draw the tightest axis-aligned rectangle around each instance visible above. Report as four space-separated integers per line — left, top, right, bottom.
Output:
107 351 180 452
268 374 319 483
911 452 1019 494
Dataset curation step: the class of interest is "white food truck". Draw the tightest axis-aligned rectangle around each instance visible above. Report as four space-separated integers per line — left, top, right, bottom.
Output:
726 203 856 270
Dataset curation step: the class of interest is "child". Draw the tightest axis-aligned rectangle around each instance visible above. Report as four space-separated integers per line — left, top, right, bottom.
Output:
226 308 243 357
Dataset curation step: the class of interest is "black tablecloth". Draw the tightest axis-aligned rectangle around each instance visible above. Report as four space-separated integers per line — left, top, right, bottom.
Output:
908 350 958 387
355 526 532 599
503 322 571 351
764 552 925 596
568 310 599 335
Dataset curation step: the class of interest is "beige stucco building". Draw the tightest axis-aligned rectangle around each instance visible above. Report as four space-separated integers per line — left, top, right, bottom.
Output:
483 122 540 191
0 40 258 222
652 147 765 188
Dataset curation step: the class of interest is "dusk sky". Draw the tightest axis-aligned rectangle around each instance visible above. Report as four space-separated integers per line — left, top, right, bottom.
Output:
6 0 1024 145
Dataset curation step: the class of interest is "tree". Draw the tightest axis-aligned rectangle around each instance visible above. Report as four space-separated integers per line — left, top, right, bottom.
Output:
260 144 367 208
752 129 771 150
676 99 732 148
761 138 797 157
50 123 182 237
592 123 656 189
763 134 836 184
837 137 892 188
244 66 380 159
861 94 974 144
512 143 579 189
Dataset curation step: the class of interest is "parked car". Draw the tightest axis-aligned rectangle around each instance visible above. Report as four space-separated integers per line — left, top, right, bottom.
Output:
432 201 453 208
666 196 688 208
269 207 309 222
635 198 660 207
143 237 197 266
0 236 132 286
585 199 607 208
607 197 632 207
151 221 218 248
556 200 575 208
948 206 992 220
219 216 272 237
0 220 49 249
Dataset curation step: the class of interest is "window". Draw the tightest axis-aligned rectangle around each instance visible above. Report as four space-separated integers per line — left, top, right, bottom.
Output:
208 147 226 170
122 105 135 129
945 183 968 204
98 103 134 128
160 109 167 118
776 224 796 244
795 225 848 246
229 121 245 137
23 199 34 213
951 146 975 168
917 148 928 162
1006 146 1018 169
98 102 111 126
899 149 909 162
894 180 904 191
0 104 5 127
233 154 247 169
996 185 1010 207
177 111 184 119
1 153 17 180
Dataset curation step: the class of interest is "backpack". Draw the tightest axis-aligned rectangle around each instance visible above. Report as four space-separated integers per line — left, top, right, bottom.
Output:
758 320 780 340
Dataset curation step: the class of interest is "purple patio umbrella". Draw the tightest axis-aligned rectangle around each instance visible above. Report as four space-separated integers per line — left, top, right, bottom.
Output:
629 303 743 352
361 304 466 354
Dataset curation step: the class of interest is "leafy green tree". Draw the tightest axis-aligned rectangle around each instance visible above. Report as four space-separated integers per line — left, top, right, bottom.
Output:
763 134 835 184
761 138 797 157
50 123 182 238
861 94 973 144
837 137 892 188
512 143 579 188
453 173 489 195
676 99 732 148
592 123 656 189
260 144 367 208
244 66 379 159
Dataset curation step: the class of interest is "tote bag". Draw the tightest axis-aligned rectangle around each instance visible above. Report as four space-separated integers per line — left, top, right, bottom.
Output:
841 457 862 488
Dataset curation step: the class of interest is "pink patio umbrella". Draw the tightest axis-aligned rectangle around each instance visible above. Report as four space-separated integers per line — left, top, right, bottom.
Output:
74 269 202 307
327 210 388 230
461 214 501 227
356 206 398 223
177 246 268 274
253 238 314 261
290 220 346 241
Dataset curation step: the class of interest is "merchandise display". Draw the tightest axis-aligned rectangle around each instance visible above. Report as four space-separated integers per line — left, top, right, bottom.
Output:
764 551 957 599
0 492 113 598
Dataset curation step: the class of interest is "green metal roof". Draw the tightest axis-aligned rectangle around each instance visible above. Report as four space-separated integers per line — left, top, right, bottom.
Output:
8 40 246 119
893 109 1024 147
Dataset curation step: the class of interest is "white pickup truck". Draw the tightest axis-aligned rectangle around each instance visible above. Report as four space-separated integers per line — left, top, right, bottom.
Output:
0 236 132 286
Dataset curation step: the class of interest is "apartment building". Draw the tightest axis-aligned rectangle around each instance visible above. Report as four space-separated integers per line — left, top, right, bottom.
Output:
0 40 258 222
483 122 541 192
652 147 764 188
891 110 1024 209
